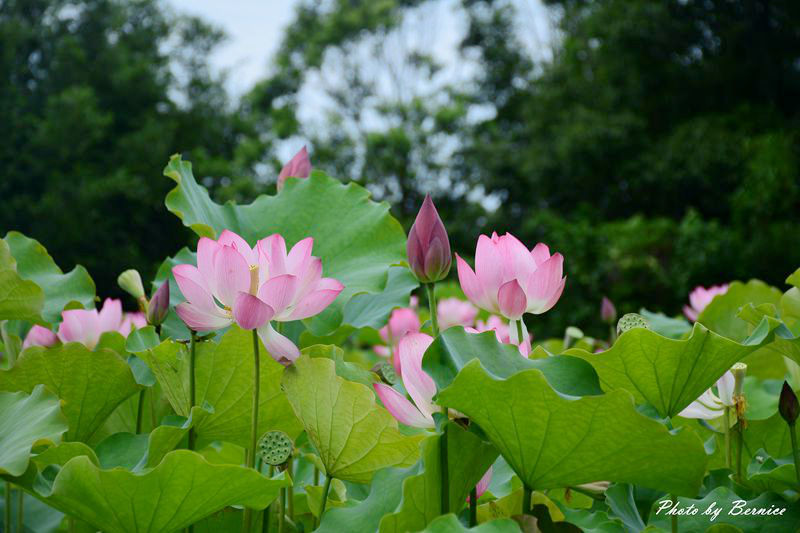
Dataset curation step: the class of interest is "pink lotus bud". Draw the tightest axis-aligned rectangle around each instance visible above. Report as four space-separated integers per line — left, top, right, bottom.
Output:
683 284 729 321
146 282 170 326
22 325 58 350
601 296 616 324
277 146 311 191
406 195 451 283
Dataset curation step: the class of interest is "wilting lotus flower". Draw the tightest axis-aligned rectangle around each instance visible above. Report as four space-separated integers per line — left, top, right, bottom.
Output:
437 297 478 331
683 284 729 321
172 230 343 364
407 195 451 283
374 333 440 428
678 370 734 419
374 307 421 367
277 146 311 192
467 315 531 356
467 467 493 503
22 325 58 349
57 298 144 349
456 233 565 322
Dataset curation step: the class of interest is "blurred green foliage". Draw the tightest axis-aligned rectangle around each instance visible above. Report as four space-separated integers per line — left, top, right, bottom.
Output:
1 0 798 338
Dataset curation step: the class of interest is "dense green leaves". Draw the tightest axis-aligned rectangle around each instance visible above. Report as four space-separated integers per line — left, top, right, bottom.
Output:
437 361 707 496
282 354 423 483
568 323 771 418
0 343 140 442
0 238 45 323
163 156 409 335
422 514 521 532
0 386 67 476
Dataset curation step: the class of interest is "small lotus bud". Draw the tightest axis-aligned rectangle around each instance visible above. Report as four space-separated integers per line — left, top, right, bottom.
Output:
407 194 452 283
118 269 145 300
146 282 170 326
601 297 617 324
277 146 311 191
780 381 799 425
616 313 650 336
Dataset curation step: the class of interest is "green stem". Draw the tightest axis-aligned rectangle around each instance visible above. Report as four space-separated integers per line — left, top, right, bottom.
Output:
790 423 800 485
440 424 450 514
4 482 11 533
319 475 333 519
286 457 294 520
671 494 678 532
278 487 285 533
136 389 146 434
242 330 261 533
17 485 23 531
516 319 525 348
426 283 439 336
736 422 744 483
469 487 477 526
522 486 532 515
69 516 76 533
187 332 197 451
724 406 732 469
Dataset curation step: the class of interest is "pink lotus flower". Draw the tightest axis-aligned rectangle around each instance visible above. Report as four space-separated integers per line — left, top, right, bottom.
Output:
277 146 311 191
468 467 493 503
172 230 343 364
683 284 729 321
407 195 451 283
373 333 440 428
601 296 616 324
22 325 58 349
375 307 421 370
456 232 565 320
57 298 144 349
467 315 531 356
437 297 478 331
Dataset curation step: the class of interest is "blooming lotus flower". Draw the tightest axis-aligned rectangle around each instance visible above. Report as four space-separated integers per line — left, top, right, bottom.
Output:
678 371 734 419
407 195 451 283
683 284 729 321
172 230 343 364
277 146 311 191
456 233 565 322
374 307 421 366
22 325 58 349
437 297 478 331
57 298 143 349
467 315 531 356
374 333 440 428
467 467 493 503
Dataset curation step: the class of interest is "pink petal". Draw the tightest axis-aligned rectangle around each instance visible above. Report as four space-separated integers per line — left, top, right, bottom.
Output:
212 245 251 308
498 280 527 320
398 333 438 419
233 292 275 330
387 308 421 340
500 233 536 282
530 243 551 266
257 234 288 277
196 237 220 283
286 237 314 274
292 257 323 304
58 308 100 348
683 305 698 322
456 254 494 312
258 274 299 318
257 321 300 365
437 298 478 330
218 230 256 265
173 264 217 311
98 298 123 332
277 146 311 191
175 302 232 331
22 325 58 349
288 280 343 320
374 383 434 429
473 467 493 500
374 345 391 358
475 234 503 305
525 253 565 314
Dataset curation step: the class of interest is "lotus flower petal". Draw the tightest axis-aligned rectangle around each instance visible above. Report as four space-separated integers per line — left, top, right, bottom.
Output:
374 383 434 429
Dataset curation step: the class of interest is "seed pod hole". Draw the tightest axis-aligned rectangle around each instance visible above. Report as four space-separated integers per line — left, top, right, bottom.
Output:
257 430 293 466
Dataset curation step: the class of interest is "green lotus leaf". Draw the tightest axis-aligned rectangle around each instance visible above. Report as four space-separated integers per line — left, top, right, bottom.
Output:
567 323 772 418
639 309 692 339
0 343 140 443
379 423 498 533
304 343 378 386
163 155 408 336
0 385 67 476
0 238 45 323
698 280 782 341
743 451 797 493
282 354 424 483
437 361 707 496
422 328 602 397
421 514 521 532
646 487 800 531
4 231 95 324
342 266 419 329
32 450 287 533
133 326 302 445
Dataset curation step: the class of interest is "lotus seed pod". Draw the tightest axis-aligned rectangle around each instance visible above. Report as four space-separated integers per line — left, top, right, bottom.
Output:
257 430 293 466
372 361 397 385
616 313 650 336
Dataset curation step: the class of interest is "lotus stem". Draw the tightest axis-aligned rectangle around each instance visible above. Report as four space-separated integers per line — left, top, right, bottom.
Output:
469 487 477 526
319 475 333 519
426 283 439 336
4 482 10 533
790 422 800 484
440 424 449 514
671 497 678 533
286 457 294 520
136 389 146 434
724 406 732 469
187 331 197 451
517 320 525 349
17 486 23 531
69 516 76 533
522 486 532 515
242 329 261 533
277 486 285 533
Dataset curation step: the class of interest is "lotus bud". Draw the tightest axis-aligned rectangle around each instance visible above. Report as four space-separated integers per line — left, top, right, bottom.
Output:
780 381 799 426
146 282 170 326
118 270 146 310
407 194 451 283
277 146 311 191
616 313 650 336
601 296 616 324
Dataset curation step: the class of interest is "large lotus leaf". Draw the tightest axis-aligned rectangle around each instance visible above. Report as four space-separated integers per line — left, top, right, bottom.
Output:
0 385 67 476
32 450 287 533
698 280 782 341
421 515 521 533
163 156 408 335
646 487 800 531
4 231 95 324
0 343 140 442
282 354 423 483
437 361 707 496
743 452 797 493
0 239 45 323
423 328 602 397
134 326 302 445
566 322 772 418
342 266 419 329
379 424 498 533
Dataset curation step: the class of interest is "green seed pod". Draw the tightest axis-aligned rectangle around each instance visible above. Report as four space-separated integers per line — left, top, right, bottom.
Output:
616 313 650 336
258 430 293 466
374 361 397 385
